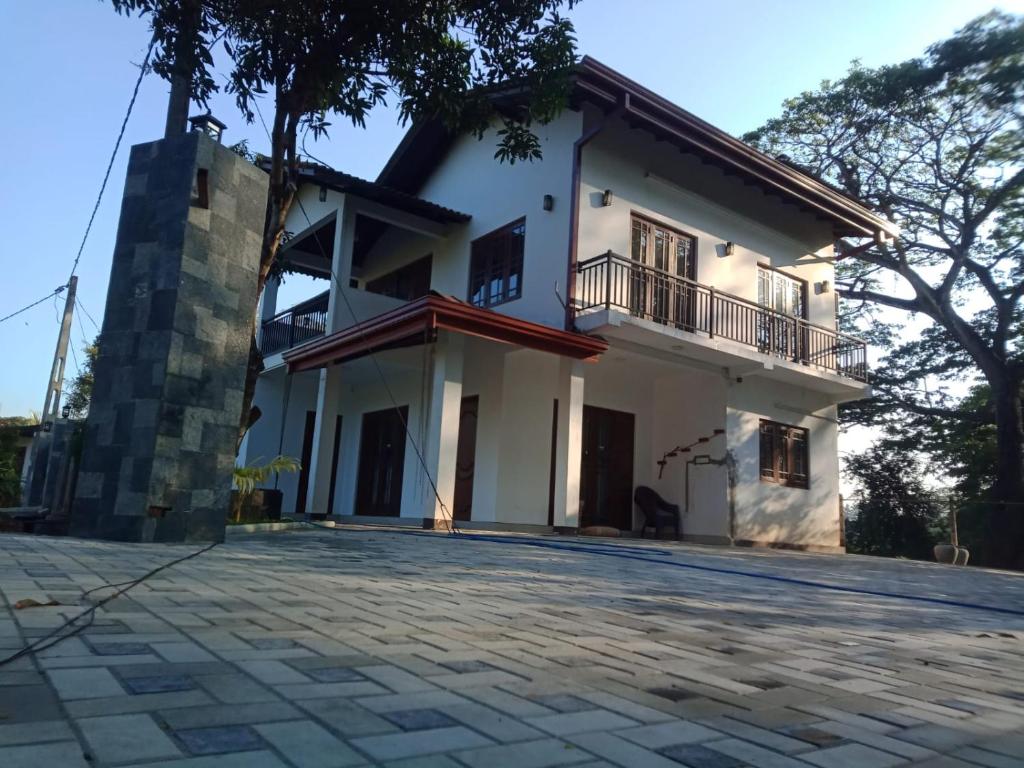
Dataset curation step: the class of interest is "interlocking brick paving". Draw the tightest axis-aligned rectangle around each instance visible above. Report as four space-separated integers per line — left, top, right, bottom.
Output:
1 527 1023 767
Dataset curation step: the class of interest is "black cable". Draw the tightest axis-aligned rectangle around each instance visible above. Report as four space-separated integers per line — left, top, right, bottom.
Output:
249 98 458 534
0 541 218 668
0 286 66 325
76 298 101 334
67 36 156 283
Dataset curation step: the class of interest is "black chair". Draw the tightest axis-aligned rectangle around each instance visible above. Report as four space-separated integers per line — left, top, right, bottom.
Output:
634 486 681 540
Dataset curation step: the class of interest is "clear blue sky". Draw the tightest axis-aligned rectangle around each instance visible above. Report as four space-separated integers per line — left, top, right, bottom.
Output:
0 0 1019 417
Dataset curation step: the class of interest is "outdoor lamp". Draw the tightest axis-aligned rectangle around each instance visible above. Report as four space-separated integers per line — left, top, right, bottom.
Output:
724 241 736 256
543 194 554 211
61 404 71 419
602 189 614 207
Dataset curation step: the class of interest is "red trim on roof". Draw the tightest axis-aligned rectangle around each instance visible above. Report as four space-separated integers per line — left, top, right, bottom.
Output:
283 294 608 372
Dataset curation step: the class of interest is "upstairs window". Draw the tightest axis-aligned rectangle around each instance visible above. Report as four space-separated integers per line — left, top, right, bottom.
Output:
469 219 525 308
759 419 809 489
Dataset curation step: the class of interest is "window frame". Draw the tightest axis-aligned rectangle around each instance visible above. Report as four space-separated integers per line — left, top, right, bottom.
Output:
467 218 526 309
759 419 810 489
756 263 808 320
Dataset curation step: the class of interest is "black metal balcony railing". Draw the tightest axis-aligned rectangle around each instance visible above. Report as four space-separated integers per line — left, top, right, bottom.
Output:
576 252 868 382
259 291 329 355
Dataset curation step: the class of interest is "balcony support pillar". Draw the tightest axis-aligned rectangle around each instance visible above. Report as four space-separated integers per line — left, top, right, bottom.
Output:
306 364 343 517
256 274 280 348
552 357 585 530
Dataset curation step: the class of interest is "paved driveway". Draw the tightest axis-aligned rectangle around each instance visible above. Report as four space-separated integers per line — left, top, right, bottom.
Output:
1 528 1023 767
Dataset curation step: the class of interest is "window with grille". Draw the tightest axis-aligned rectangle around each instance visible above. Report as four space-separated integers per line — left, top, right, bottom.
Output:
759 419 809 489
468 219 525 308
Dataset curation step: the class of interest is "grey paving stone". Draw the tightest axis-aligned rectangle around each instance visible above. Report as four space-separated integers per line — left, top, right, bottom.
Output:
453 737 594 768
175 725 267 755
800 742 909 768
532 694 595 713
439 659 496 673
308 666 368 683
526 709 639 736
352 725 493 761
384 708 460 730
47 667 125 700
122 673 196 694
78 713 182 763
159 700 303 730
657 742 745 767
0 720 74 746
0 683 64 722
615 720 721 749
0 741 91 768
255 720 367 767
88 641 152 655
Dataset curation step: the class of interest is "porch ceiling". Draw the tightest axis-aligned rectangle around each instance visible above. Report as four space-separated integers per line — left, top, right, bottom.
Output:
284 293 609 372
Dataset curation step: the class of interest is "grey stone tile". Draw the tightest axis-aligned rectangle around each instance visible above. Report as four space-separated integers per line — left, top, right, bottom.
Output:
175 725 267 755
616 720 721 749
0 683 64 722
526 709 639 737
78 713 182 763
47 667 124 700
384 708 460 731
351 725 493 761
454 737 594 768
255 720 367 767
159 701 303 730
0 741 91 768
657 743 745 767
122 673 196 694
308 666 368 683
800 743 909 768
0 720 74 746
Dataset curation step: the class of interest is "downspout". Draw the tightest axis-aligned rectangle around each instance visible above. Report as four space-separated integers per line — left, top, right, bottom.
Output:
564 99 627 331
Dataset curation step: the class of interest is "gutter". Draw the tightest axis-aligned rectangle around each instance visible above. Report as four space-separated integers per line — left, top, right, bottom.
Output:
564 99 626 331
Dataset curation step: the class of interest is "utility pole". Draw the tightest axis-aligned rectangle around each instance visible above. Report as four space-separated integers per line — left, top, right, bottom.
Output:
41 276 77 427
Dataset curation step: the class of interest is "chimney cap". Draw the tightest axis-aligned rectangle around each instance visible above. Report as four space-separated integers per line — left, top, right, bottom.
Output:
188 112 227 142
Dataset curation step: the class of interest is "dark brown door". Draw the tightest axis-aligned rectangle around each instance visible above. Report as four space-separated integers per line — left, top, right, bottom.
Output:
580 405 635 531
355 406 408 517
452 396 479 521
294 410 317 515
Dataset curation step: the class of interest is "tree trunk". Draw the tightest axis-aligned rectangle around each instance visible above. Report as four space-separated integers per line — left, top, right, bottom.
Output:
236 105 301 449
987 379 1024 568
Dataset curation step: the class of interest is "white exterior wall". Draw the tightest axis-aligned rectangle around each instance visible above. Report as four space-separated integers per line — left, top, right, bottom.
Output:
577 113 837 329
726 378 841 548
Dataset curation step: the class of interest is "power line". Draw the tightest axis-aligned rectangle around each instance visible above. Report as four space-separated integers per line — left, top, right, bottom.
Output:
2 38 154 330
76 298 100 335
67 35 156 283
0 286 67 325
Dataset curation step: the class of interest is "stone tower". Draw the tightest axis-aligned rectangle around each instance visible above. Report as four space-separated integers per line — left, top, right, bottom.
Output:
70 128 266 542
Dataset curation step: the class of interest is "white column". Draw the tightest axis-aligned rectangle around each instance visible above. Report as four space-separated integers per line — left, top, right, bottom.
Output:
305 364 343 516
421 331 464 525
326 198 354 333
552 357 585 529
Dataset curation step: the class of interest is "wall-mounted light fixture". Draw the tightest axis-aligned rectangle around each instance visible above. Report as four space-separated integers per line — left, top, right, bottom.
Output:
543 194 554 212
319 185 328 203
61 404 71 420
724 241 736 256
602 189 614 207
816 279 831 294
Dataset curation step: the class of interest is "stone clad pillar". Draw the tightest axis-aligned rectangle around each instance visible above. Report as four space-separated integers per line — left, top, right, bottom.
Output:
552 357 585 529
70 130 266 542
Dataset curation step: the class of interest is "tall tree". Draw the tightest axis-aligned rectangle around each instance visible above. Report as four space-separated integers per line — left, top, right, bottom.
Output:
745 12 1024 566
111 0 579 442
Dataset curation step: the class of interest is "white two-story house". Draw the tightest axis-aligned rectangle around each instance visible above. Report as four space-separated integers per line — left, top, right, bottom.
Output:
239 57 897 551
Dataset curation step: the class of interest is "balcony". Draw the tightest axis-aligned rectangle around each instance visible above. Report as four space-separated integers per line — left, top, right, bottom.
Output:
259 291 329 356
575 252 867 382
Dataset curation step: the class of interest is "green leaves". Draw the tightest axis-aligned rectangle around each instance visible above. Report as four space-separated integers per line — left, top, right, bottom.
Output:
233 455 301 497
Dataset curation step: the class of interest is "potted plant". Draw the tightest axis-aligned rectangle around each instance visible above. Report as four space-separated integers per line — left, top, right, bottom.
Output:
231 456 300 523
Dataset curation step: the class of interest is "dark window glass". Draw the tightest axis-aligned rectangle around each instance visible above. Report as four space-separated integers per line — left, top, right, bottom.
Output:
469 219 525 308
759 419 809 489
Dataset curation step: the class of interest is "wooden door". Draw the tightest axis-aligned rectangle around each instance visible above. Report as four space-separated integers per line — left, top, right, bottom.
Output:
355 406 408 517
580 405 635 531
452 396 479 521
294 411 317 516
630 215 697 326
